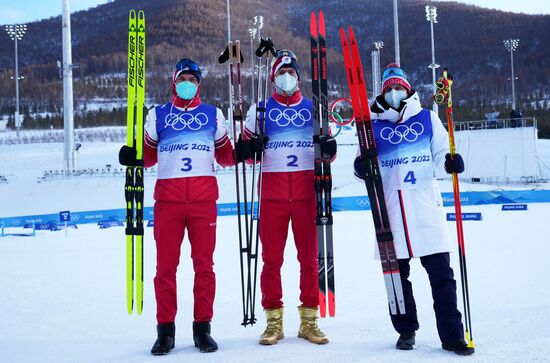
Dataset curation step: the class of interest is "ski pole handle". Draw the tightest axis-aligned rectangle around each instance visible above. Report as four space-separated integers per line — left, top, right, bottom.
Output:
218 42 245 64
255 37 276 57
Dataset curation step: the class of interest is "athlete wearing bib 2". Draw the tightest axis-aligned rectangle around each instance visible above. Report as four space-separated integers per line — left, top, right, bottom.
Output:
121 58 249 355
354 63 472 356
241 50 336 346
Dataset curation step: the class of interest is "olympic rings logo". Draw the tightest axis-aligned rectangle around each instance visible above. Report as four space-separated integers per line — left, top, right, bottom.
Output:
268 108 311 127
164 112 209 131
356 198 370 207
329 97 355 126
380 122 424 144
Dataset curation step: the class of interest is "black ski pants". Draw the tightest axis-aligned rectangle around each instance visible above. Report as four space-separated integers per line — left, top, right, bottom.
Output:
390 252 464 343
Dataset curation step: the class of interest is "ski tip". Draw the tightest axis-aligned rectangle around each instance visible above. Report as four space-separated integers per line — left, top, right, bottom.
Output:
348 26 356 40
319 11 326 37
339 27 347 42
310 12 317 36
138 9 145 20
129 9 136 18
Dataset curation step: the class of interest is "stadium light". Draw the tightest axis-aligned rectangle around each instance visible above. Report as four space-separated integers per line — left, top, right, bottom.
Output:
372 41 384 95
426 4 439 114
5 24 27 139
249 16 263 102
503 39 519 110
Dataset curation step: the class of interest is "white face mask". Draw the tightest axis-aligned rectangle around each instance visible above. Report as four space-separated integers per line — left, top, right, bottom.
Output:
384 89 408 109
275 73 298 95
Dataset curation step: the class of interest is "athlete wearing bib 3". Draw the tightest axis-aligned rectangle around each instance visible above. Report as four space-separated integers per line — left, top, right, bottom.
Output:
241 50 336 346
354 63 472 356
121 58 249 355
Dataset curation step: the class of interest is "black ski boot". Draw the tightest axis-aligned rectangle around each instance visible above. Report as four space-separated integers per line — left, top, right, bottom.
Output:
396 332 415 350
150 323 175 355
442 339 475 356
193 322 218 353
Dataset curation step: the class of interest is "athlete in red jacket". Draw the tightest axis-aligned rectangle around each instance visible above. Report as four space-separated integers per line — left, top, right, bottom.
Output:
120 58 249 355
241 50 337 346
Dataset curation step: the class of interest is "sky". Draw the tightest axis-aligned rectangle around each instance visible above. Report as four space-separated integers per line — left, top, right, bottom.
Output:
1 0 549 25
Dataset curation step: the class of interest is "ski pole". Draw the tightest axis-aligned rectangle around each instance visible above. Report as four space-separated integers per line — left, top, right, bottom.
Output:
247 37 276 326
434 69 474 348
219 41 250 326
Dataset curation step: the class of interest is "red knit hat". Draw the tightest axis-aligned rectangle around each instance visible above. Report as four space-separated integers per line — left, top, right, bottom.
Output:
381 63 411 94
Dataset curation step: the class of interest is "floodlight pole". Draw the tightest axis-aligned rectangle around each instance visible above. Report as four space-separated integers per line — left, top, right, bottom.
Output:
393 0 400 66
62 0 76 170
503 39 519 111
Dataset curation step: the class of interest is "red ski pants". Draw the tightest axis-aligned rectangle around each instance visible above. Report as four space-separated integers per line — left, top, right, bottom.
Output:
259 198 318 309
153 200 217 323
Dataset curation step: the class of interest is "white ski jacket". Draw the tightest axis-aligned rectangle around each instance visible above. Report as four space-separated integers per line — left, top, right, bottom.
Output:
368 92 452 258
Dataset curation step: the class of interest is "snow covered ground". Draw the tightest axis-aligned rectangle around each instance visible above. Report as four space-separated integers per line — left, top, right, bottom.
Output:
1 134 550 362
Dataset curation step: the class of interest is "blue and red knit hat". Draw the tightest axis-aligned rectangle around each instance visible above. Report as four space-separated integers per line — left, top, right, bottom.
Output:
270 49 300 81
381 63 411 94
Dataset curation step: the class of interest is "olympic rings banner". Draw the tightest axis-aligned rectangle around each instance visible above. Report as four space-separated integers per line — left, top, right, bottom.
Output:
1 190 550 228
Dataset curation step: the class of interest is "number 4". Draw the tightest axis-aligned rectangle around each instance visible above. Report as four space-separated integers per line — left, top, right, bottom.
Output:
404 171 417 184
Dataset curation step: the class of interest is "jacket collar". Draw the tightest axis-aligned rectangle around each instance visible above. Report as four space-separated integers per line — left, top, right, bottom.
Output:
370 90 423 123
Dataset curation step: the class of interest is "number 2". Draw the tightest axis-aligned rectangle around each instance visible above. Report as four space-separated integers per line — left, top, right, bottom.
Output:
287 155 298 167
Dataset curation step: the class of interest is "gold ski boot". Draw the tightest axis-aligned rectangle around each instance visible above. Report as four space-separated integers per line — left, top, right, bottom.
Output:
297 305 329 344
259 308 284 345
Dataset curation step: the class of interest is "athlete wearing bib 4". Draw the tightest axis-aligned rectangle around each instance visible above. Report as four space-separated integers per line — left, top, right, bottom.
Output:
241 49 336 346
129 58 246 355
354 63 473 356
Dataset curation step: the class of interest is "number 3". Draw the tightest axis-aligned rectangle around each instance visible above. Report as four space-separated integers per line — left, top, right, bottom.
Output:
181 158 192 172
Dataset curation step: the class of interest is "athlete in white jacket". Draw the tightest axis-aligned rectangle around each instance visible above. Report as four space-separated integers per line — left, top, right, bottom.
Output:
354 63 472 356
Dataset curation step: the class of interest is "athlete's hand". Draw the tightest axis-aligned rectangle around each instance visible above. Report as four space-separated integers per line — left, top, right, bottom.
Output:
250 133 268 160
234 136 252 163
319 135 337 159
119 145 143 166
353 156 369 180
444 153 465 174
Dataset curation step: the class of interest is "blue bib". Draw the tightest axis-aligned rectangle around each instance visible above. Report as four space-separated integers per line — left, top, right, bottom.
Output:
154 103 217 178
373 109 434 190
262 97 314 172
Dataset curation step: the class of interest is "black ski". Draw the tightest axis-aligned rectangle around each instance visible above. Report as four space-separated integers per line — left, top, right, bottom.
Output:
311 10 335 318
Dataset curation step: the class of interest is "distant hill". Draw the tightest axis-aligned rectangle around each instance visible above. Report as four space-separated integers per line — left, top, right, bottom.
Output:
0 0 549 135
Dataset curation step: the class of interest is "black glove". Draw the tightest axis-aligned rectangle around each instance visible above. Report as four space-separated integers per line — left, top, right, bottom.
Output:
250 133 268 160
234 137 251 162
444 153 465 174
319 135 337 159
119 145 143 166
353 156 369 180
